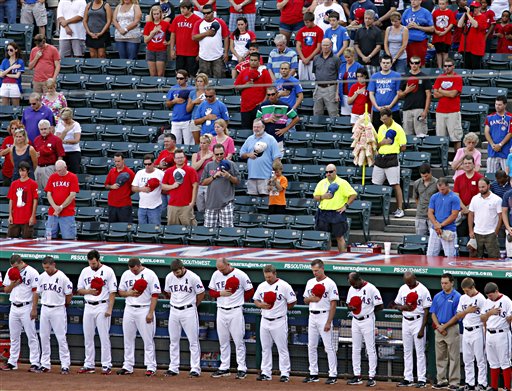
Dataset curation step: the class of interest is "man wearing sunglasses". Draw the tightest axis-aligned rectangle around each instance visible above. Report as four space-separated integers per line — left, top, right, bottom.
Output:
194 88 230 136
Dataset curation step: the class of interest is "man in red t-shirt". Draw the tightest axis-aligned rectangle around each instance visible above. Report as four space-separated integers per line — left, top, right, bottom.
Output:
229 0 256 32
44 160 80 240
453 154 483 237
295 12 324 81
170 0 201 77
234 52 273 129
155 133 177 170
33 119 65 190
28 34 61 94
104 153 136 223
433 57 463 151
7 162 39 239
161 149 198 225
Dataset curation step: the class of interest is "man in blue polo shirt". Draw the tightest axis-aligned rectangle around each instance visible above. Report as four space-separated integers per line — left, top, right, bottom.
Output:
166 69 193 145
22 93 55 143
194 88 229 136
430 273 461 390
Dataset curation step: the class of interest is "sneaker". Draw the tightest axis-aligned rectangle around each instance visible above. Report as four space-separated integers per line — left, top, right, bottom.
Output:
303 375 320 383
39 367 50 373
447 386 459 390
116 368 133 375
211 369 230 378
476 386 487 391
348 376 363 385
280 376 290 383
394 209 405 218
235 371 247 379
101 367 112 375
61 368 70 375
256 374 271 381
28 365 41 373
145 370 156 377
189 371 200 378
432 382 449 389
397 380 414 387
367 378 377 387
165 370 178 377
1 363 16 371
78 367 95 374
416 382 427 388
325 377 338 385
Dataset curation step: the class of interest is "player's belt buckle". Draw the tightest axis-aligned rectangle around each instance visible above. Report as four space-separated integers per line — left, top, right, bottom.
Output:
354 314 370 321
487 329 505 334
310 310 328 314
43 304 58 308
129 305 150 308
12 302 30 308
219 306 241 310
172 304 194 310
403 315 421 321
86 300 107 305
464 326 480 332
264 316 284 321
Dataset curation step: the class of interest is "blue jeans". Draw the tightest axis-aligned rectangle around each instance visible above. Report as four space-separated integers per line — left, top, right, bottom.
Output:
116 41 140 60
46 215 77 240
392 58 407 74
0 0 17 23
138 206 161 224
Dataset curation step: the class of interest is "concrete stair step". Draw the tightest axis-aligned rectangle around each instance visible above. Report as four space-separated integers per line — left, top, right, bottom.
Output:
383 224 416 234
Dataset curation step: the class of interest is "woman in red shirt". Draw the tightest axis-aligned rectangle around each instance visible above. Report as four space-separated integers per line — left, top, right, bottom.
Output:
0 119 22 186
143 5 171 76
278 0 307 43
457 2 489 69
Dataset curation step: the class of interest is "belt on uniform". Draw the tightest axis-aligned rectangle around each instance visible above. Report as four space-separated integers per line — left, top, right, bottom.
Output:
129 304 149 308
38 163 55 167
464 325 480 332
310 310 328 314
219 306 241 310
12 302 31 308
353 314 370 321
86 300 108 305
317 83 336 88
403 315 421 321
172 304 194 310
263 316 284 321
487 329 505 334
43 304 61 308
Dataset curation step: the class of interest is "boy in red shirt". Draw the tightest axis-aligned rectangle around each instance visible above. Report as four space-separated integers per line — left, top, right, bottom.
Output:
347 68 371 124
295 12 324 81
495 10 512 53
432 0 456 69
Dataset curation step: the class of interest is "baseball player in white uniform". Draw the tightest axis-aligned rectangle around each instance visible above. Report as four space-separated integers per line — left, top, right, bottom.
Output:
346 272 383 387
37 256 73 374
480 282 512 391
76 250 118 375
394 271 432 388
303 259 339 385
253 264 297 383
1 255 41 372
117 257 161 377
163 259 205 377
208 257 254 379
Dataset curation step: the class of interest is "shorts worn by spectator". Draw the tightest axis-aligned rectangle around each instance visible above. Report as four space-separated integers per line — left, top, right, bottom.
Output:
57 0 87 58
21 0 48 37
412 163 438 236
143 5 171 76
104 153 136 223
229 0 256 32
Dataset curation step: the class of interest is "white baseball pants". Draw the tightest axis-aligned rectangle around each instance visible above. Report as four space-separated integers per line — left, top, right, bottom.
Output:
40 305 71 369
260 316 290 378
83 302 112 369
8 304 40 368
216 307 247 372
307 312 338 378
122 306 157 371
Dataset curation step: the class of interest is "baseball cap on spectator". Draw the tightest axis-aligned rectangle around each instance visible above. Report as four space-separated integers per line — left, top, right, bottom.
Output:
219 159 231 171
210 21 220 32
327 183 339 194
354 8 366 24
116 172 131 186
173 168 186 184
177 89 191 100
146 178 160 191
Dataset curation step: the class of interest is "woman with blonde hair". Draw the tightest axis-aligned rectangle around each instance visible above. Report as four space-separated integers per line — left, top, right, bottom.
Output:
211 119 235 160
187 73 209 144
1 119 23 185
384 12 408 74
112 0 142 60
55 108 82 174
143 4 171 76
451 132 481 179
10 128 38 181
338 47 364 116
41 78 68 123
192 133 214 212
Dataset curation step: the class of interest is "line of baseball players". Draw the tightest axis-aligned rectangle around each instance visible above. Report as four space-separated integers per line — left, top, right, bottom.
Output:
1 254 511 389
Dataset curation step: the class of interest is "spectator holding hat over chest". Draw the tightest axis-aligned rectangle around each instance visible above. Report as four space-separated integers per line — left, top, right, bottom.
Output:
104 153 135 223
131 154 164 224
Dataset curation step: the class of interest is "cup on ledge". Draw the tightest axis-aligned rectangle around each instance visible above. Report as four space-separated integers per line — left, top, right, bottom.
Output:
384 242 391 256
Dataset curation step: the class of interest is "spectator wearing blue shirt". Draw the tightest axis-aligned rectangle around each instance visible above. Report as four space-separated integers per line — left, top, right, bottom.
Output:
490 170 511 199
323 11 350 57
368 54 401 129
484 95 512 174
430 273 462 390
0 42 25 107
338 47 364 116
267 34 298 81
401 0 434 65
193 88 229 136
427 178 461 257
275 62 304 112
166 69 194 145
239 118 282 196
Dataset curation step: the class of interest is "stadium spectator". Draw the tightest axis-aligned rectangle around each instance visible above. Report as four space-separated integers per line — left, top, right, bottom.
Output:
401 0 434 65
480 0 496 52
20 0 48 37
277 0 306 44
339 48 364 117
229 0 256 32
191 134 213 212
112 0 142 60
54 108 82 175
28 35 61 94
240 118 282 196
433 58 463 151
33 119 65 190
166 70 193 145
144 5 171 77
200 144 241 227
314 0 347 32
349 0 379 33
256 86 299 151
495 10 512 54
104 153 136 223
7 161 38 239
0 41 24 107
0 0 16 24
347 68 371 124
193 0 216 17
502 187 512 256
296 12 324 81
484 95 512 174
10 128 37 182
234 52 273 129
155 133 177 171
169 1 201 74
313 164 357 252
41 79 67 123
413 163 438 236
430 273 461 390
453 155 483 238
194 88 230 136
275 62 304 113
267 34 298 81
187 73 209 144
432 0 456 69
452 132 481 180
384 12 408 74
397 55 432 137
374 0 398 28
45 160 79 240
22 93 55 143
211 119 235 160
57 0 87 58
451 0 468 52
313 39 341 117
490 170 511 198
0 119 21 186
458 2 489 69
83 0 113 59
368 55 401 129
468 177 502 258
233 41 261 77
192 4 230 78
267 160 288 215
132 154 165 224
162 149 198 226
228 17 256 78
324 11 349 58
354 10 383 74
158 0 175 22
372 108 406 218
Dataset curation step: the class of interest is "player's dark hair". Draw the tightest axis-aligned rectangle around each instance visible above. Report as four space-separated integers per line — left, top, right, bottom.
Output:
380 107 392 117
143 154 155 162
311 259 324 268
128 257 142 268
484 282 499 294
179 0 193 9
496 95 507 104
42 256 55 265
233 16 248 39
18 161 30 172
441 272 454 282
174 148 185 157
328 11 340 20
437 177 450 186
176 69 189 79
495 170 508 181
463 154 475 163
263 264 276 273
9 254 23 265
212 143 225 151
114 152 125 159
348 272 361 282
249 52 261 60
419 163 431 175
87 250 100 261
380 54 393 62
478 177 490 185
461 277 475 289
303 12 315 21
202 4 213 12
171 259 184 271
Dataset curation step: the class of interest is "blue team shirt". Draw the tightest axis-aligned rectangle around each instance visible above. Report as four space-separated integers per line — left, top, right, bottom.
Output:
428 191 461 232
275 76 303 109
194 100 229 135
166 85 193 122
430 289 461 324
401 7 433 42
0 58 25 94
239 132 282 179
501 188 512 221
367 71 401 112
324 26 350 54
486 111 512 158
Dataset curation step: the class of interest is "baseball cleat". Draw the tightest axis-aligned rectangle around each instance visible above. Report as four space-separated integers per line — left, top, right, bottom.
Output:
101 367 112 375
116 368 133 375
325 377 338 385
416 381 427 388
145 370 156 377
432 382 449 389
28 365 41 373
347 376 363 385
367 378 377 387
256 374 271 381
39 367 51 373
280 376 290 383
78 367 95 374
397 380 414 387
189 371 200 378
303 375 320 383
211 369 230 378
235 371 247 379
61 368 70 375
165 370 178 377
1 363 16 371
